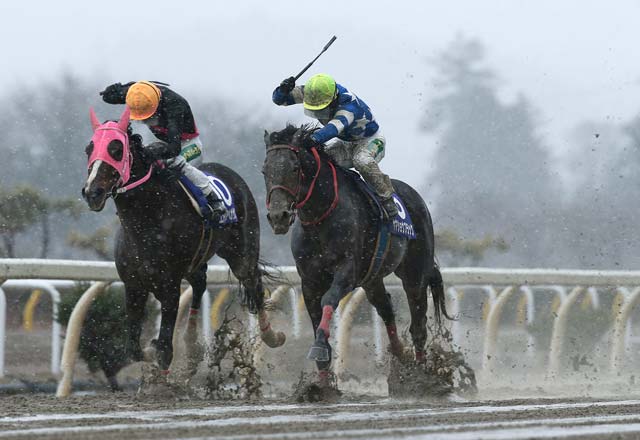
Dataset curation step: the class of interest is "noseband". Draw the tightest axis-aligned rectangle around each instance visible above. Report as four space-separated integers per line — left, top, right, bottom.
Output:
265 144 339 226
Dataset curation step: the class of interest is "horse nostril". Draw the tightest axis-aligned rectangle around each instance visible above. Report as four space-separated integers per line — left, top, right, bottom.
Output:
81 187 86 199
268 210 290 225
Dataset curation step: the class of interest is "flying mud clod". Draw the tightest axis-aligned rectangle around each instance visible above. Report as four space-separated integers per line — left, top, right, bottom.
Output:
205 315 262 400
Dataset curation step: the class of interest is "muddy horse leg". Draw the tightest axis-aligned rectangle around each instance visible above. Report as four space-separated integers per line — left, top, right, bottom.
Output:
124 283 149 362
364 277 405 357
183 264 207 370
401 279 429 362
308 261 356 366
301 277 332 376
222 250 285 347
187 263 207 317
153 280 181 372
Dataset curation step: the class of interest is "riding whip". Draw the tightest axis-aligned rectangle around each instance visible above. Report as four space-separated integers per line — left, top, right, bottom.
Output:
294 35 337 80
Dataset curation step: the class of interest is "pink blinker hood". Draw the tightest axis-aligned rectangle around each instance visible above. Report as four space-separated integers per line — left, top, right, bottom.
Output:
88 106 132 184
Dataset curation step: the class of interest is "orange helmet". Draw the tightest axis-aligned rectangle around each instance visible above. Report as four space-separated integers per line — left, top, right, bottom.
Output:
125 81 162 120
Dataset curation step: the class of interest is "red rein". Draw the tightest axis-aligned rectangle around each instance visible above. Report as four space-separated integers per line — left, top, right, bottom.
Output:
266 145 339 226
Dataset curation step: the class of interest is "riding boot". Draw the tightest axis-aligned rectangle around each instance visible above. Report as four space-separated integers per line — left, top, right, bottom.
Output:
167 156 228 223
358 163 398 219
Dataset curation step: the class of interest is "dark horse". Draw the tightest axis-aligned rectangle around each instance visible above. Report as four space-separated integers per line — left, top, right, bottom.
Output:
263 125 449 381
82 106 284 374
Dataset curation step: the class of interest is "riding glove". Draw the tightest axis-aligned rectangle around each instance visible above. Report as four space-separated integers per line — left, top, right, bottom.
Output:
142 141 175 162
302 135 318 149
99 82 134 103
279 77 296 94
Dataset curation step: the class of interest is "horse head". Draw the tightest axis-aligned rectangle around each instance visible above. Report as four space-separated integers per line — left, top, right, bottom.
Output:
82 107 131 211
263 124 316 234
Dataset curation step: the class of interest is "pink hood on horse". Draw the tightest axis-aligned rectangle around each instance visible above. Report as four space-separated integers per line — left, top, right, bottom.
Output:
88 106 132 184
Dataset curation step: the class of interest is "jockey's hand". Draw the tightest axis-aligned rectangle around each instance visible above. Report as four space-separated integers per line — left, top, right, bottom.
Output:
100 83 125 103
279 76 296 94
155 166 179 184
142 141 171 163
302 135 317 149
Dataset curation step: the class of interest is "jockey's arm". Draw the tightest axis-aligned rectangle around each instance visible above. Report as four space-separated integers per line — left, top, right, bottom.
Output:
272 85 304 106
144 98 183 160
100 81 135 104
160 100 185 158
310 109 355 144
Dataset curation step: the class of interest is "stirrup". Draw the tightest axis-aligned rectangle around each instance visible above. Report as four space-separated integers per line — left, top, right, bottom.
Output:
204 195 226 223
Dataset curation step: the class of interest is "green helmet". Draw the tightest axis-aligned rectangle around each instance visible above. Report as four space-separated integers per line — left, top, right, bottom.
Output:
303 74 337 111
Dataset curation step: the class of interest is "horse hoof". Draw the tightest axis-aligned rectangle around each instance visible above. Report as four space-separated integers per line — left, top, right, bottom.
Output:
307 344 330 362
261 330 286 348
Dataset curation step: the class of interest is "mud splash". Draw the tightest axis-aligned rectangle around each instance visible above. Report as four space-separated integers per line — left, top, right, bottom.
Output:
205 315 262 400
388 328 477 399
291 372 342 403
137 362 193 400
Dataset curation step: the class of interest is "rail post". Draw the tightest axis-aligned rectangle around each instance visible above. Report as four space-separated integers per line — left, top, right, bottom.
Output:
335 288 366 380
547 286 584 378
0 284 5 378
610 287 640 374
481 286 515 376
56 281 107 398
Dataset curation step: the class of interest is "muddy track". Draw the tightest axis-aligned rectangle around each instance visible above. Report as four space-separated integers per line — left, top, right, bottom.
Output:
3 394 640 439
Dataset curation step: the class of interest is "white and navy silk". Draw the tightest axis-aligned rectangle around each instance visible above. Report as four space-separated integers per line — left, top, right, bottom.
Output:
272 84 380 144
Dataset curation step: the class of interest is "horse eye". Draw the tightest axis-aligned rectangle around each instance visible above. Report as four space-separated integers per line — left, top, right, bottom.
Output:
107 140 123 161
85 142 94 157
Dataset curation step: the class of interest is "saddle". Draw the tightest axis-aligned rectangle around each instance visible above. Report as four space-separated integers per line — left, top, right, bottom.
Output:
177 173 238 228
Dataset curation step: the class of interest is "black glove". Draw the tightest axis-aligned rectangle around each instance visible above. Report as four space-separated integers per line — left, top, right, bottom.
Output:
302 135 317 149
155 165 180 183
142 141 172 163
279 76 296 94
100 83 126 103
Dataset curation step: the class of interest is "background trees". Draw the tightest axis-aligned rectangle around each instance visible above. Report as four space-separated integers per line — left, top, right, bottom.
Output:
1 41 640 268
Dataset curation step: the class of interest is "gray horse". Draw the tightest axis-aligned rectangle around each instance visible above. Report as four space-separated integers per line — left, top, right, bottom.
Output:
263 124 449 383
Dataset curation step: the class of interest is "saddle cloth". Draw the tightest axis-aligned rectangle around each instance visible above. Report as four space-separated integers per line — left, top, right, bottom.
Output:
344 169 416 240
178 173 238 228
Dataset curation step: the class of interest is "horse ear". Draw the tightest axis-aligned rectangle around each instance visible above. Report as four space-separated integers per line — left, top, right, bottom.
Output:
264 130 270 148
89 107 101 131
118 106 131 132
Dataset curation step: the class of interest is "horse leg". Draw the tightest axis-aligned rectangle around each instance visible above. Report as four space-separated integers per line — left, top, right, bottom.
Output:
308 261 356 367
401 278 429 363
184 264 207 371
124 283 148 362
222 250 285 348
301 277 333 380
363 278 405 358
154 282 181 373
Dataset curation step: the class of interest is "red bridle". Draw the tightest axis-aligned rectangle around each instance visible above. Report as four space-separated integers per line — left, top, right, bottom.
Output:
265 145 339 226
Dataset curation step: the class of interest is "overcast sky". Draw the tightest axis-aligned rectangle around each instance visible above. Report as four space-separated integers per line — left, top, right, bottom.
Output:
2 0 639 188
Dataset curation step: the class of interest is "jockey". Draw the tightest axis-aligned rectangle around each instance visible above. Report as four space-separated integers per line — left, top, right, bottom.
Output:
100 80 226 222
272 73 398 218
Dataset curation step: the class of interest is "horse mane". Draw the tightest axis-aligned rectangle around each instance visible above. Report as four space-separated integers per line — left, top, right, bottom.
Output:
270 123 320 146
270 123 338 164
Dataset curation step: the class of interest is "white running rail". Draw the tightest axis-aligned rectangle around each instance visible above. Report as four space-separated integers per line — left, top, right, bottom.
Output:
2 259 640 395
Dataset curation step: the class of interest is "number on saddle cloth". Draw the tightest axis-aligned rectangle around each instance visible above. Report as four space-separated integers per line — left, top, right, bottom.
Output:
344 169 416 240
177 173 239 227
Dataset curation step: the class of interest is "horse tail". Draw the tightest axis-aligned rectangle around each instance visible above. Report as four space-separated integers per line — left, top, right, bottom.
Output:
258 259 292 287
428 261 454 325
243 259 293 312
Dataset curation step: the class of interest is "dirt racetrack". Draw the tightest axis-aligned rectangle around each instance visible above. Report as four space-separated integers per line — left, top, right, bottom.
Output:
3 393 640 439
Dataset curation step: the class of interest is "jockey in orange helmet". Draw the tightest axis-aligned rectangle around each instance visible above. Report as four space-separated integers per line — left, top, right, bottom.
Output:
100 81 226 222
